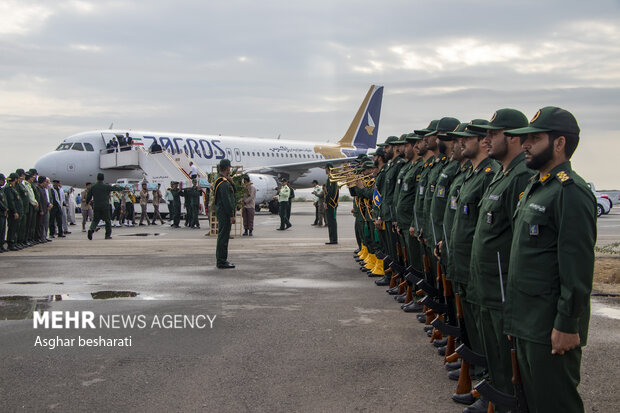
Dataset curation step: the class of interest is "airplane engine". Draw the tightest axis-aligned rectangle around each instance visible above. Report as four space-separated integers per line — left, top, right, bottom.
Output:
247 173 279 213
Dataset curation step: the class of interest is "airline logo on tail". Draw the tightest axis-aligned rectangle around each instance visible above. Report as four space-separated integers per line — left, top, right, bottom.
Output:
365 113 376 136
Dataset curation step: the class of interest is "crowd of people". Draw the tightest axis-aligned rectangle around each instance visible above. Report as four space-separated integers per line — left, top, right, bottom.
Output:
0 169 77 252
344 106 595 413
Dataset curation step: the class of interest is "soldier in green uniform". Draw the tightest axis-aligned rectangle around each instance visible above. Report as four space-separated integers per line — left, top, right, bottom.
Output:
381 136 407 270
449 122 499 412
421 117 460 280
169 181 182 228
86 173 125 240
324 163 339 245
24 170 40 245
0 174 7 252
184 180 202 229
4 173 22 251
15 169 30 248
214 159 236 268
503 107 595 413
370 148 388 267
383 133 423 290
464 109 532 409
410 121 438 274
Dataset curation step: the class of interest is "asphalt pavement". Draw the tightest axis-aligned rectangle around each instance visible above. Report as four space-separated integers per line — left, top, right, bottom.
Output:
0 202 618 412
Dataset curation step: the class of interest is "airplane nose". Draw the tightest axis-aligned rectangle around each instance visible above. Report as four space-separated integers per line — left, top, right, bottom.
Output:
34 152 59 180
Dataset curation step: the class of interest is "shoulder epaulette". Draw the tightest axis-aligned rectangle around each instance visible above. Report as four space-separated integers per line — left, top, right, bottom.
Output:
484 166 493 174
556 170 573 185
440 155 447 162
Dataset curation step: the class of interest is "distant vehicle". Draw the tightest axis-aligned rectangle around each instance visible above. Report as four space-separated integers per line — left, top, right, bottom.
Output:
587 182 613 217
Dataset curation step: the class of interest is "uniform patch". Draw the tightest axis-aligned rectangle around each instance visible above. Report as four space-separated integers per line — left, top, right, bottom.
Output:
419 186 425 195
451 196 457 210
416 174 421 182
397 178 402 185
529 203 546 213
430 184 435 193
403 183 409 192
484 167 492 173
440 173 448 179
540 173 551 182
463 205 469 215
489 194 500 201
518 191 524 200
486 212 494 224
529 224 539 236
437 186 446 198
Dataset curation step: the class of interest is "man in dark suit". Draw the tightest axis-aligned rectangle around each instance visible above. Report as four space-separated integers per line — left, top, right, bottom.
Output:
36 176 51 242
49 180 65 238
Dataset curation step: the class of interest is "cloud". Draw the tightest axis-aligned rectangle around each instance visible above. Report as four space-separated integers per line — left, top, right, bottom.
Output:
0 1 53 36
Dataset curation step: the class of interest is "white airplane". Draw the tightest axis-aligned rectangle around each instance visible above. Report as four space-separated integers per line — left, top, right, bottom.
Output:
35 85 383 206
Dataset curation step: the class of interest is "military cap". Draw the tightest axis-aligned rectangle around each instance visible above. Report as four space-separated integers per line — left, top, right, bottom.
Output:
281 177 288 183
448 120 489 138
97 173 105 181
372 147 386 157
392 134 408 145
361 160 375 169
219 158 231 168
414 120 439 136
170 181 179 185
405 132 423 142
439 123 468 141
377 136 399 147
356 154 367 160
28 168 37 175
0 173 5 180
425 117 461 137
85 182 91 186
505 106 580 137
7 173 18 181
38 176 47 184
468 108 528 132
325 162 334 168
16 168 25 176
25 171 33 178
52 179 60 183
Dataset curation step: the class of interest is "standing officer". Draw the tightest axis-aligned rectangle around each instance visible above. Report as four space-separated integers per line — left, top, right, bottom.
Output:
81 183 93 232
4 173 22 251
503 107 595 413
465 109 532 406
139 183 151 226
324 163 339 245
49 180 65 238
214 159 236 269
151 183 165 225
169 181 182 228
86 173 125 240
0 174 7 252
275 178 292 230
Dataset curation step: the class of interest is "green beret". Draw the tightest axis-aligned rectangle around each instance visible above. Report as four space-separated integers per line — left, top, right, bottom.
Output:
219 158 231 168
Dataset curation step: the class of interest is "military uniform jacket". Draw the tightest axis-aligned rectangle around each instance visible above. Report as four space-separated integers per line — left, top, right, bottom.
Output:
16 182 29 211
429 159 459 246
184 187 202 206
171 188 181 203
442 161 471 270
87 182 125 209
324 177 339 209
412 156 434 231
214 175 236 218
503 161 596 346
5 185 21 215
380 155 406 222
422 154 449 244
395 158 422 229
449 157 498 285
469 153 534 309
0 186 7 214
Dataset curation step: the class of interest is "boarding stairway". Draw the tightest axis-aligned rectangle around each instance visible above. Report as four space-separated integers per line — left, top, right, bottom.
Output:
99 147 208 184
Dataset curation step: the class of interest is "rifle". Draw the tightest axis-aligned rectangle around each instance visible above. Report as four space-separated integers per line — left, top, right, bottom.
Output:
474 252 529 412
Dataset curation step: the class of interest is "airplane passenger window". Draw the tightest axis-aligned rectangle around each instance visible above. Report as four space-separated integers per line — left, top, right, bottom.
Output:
72 143 84 151
242 151 245 156
84 143 94 151
55 143 73 151
252 152 255 156
261 152 265 156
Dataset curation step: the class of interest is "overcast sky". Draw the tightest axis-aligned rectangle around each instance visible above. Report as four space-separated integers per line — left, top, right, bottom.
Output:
1 0 619 188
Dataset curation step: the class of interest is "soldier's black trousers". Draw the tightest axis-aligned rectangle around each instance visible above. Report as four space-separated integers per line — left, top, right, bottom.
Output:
278 201 290 229
216 213 231 265
49 206 63 236
326 207 337 242
0 215 6 247
36 211 47 241
90 207 112 237
7 215 18 247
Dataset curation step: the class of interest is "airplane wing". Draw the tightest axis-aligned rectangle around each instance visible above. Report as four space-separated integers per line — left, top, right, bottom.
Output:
245 157 357 183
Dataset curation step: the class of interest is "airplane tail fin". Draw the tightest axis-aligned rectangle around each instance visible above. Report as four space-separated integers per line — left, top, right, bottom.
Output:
337 85 383 149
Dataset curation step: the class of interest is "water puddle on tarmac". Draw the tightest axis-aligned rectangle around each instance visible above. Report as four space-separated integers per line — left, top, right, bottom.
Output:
7 281 64 285
591 300 620 320
119 233 161 237
0 291 141 320
260 278 355 289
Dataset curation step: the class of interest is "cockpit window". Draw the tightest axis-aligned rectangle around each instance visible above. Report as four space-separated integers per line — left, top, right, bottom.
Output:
84 143 94 151
55 143 72 151
72 143 84 151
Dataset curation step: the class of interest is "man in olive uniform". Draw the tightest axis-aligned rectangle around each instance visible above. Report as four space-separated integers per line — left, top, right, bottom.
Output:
324 163 339 245
15 169 30 248
214 159 236 269
275 178 292 230
449 121 499 412
86 173 125 240
503 107 595 413
184 180 202 229
376 135 407 272
5 173 22 251
24 170 40 245
169 181 182 228
464 109 532 408
0 174 7 252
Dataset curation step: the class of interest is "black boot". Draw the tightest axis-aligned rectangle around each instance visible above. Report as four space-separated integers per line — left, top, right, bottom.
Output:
243 229 248 236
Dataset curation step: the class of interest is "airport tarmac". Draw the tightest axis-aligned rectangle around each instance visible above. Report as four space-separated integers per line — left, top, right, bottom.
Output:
1 202 619 412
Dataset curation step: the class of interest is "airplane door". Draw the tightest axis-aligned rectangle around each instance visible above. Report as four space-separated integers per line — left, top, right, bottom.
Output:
234 148 241 163
226 148 233 161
